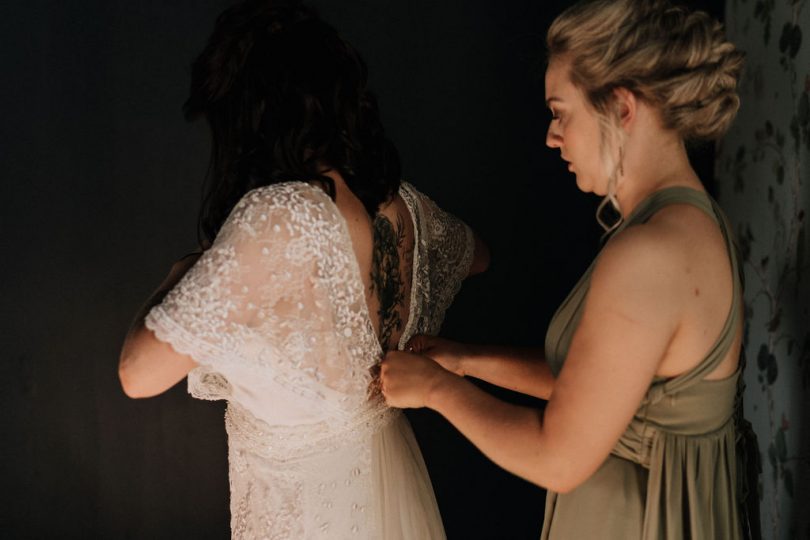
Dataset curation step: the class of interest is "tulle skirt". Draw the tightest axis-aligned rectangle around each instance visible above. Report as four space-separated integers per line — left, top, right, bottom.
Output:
372 413 446 539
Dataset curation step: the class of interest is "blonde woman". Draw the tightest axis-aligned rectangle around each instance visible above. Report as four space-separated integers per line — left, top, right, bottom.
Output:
380 0 758 538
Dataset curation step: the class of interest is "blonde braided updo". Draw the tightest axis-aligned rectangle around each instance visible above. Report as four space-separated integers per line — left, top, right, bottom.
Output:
547 0 744 142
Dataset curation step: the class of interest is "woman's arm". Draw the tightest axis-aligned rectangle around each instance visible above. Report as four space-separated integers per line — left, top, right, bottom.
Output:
382 227 683 493
381 352 563 484
407 335 553 399
468 232 490 276
118 253 201 398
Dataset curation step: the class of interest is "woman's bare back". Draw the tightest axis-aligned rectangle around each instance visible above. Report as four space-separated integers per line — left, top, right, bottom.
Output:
646 202 743 381
331 176 416 352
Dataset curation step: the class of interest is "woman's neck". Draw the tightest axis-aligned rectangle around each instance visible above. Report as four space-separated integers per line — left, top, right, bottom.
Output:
615 136 703 217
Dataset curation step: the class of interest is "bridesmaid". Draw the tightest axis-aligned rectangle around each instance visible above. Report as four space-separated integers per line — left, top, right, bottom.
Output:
381 0 759 538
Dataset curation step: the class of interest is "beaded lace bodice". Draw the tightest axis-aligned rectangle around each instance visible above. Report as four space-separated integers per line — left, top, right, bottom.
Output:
146 181 473 538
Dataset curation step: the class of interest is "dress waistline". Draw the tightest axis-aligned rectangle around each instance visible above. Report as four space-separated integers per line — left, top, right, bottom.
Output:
225 399 398 463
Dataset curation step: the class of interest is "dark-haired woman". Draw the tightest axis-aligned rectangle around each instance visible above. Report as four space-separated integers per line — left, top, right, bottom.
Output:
118 1 488 538
381 0 759 538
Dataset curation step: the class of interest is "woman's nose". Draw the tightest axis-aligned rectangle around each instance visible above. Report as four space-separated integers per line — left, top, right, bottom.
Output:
546 125 562 148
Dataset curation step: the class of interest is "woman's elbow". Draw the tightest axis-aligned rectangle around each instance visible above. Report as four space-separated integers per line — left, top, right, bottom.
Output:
118 328 196 398
118 353 151 399
118 339 165 399
468 234 491 276
524 452 591 494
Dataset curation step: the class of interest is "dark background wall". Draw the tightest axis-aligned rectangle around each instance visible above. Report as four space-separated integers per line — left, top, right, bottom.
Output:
1 1 720 538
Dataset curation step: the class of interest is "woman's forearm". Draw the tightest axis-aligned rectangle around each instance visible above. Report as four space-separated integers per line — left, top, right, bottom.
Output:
424 374 569 491
459 346 554 400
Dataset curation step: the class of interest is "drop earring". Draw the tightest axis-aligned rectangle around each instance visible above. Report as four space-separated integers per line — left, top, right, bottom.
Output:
596 143 624 239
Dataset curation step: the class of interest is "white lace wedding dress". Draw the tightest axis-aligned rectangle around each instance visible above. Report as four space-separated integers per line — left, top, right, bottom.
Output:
145 181 474 539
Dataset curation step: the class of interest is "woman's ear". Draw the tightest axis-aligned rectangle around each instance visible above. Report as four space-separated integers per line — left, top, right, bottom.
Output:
612 87 636 130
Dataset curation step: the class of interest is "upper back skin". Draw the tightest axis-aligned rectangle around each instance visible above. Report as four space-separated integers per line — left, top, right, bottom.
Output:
327 176 415 352
632 200 742 381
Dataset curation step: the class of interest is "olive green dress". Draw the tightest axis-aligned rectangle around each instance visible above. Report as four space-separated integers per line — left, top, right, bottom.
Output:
541 187 745 540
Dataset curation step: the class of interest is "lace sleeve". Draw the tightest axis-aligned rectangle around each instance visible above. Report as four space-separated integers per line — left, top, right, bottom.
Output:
144 182 373 405
404 183 475 336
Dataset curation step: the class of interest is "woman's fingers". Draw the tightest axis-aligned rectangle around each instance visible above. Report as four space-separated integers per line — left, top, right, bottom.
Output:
405 334 432 353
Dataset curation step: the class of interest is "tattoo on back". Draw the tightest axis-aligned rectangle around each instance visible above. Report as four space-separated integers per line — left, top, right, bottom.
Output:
371 212 406 350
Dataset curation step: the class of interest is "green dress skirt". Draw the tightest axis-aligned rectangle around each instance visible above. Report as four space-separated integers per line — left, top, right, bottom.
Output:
541 187 753 540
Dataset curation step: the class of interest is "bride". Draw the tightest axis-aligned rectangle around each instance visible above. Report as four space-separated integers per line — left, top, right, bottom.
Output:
117 1 488 538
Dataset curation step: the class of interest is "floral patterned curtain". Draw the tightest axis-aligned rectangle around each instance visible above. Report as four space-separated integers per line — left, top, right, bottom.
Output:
717 1 810 539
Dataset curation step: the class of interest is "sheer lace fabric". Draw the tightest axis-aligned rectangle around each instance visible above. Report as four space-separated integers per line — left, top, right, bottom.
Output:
146 181 473 539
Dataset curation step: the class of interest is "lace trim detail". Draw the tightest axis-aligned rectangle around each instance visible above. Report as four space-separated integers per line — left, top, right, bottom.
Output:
397 183 424 349
401 183 475 337
225 399 398 463
187 366 232 401
145 305 237 371
147 308 343 407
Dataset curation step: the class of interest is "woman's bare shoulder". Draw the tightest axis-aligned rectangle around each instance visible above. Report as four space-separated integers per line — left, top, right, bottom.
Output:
588 216 694 323
597 218 685 276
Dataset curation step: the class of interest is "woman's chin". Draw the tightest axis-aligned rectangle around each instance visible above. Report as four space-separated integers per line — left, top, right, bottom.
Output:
575 175 609 196
574 175 592 193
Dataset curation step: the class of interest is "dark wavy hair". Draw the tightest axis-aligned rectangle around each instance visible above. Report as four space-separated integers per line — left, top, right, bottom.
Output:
185 0 401 247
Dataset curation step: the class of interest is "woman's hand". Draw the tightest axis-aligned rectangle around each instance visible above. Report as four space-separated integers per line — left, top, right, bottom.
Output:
405 334 470 376
380 351 456 409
